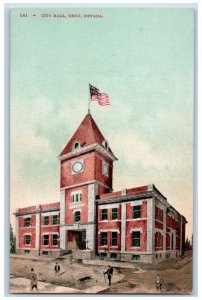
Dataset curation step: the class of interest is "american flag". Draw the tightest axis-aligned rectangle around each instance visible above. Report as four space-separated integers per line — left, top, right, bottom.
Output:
89 84 110 106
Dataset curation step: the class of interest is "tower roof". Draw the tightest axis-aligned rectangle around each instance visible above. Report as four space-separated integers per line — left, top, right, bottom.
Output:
59 113 116 158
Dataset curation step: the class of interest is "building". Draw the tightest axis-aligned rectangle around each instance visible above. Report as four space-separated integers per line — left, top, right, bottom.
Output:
14 113 187 262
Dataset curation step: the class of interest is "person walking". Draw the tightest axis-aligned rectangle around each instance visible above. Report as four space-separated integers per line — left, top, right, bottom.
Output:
104 265 113 286
156 274 162 293
54 261 60 277
30 268 38 292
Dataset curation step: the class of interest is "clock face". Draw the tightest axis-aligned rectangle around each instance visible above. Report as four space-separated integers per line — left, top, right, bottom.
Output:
103 163 108 176
72 161 83 173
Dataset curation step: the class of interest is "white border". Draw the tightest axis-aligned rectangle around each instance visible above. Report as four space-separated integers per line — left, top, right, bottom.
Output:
3 2 200 300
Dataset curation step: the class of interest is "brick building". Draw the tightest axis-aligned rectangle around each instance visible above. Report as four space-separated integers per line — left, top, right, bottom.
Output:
14 113 187 262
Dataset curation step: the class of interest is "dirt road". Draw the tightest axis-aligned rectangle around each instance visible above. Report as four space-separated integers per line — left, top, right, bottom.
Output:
10 252 192 294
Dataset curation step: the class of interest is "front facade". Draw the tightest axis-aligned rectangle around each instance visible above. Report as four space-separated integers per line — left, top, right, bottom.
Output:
14 113 187 263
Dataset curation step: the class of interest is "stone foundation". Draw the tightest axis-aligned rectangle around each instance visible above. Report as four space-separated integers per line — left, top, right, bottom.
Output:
72 249 95 260
98 250 181 263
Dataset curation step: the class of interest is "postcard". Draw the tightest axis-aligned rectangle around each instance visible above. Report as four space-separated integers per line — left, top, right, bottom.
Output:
10 7 194 294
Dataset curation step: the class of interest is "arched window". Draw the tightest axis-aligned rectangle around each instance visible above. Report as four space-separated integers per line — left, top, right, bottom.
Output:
73 141 80 150
102 140 109 150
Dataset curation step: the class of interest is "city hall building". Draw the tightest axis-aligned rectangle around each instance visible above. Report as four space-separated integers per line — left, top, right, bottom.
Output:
14 113 187 263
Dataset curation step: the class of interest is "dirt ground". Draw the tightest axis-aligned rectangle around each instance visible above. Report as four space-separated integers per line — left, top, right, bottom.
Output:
10 252 193 294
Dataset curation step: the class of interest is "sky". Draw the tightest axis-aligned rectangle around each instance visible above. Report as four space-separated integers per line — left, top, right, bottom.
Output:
10 7 194 239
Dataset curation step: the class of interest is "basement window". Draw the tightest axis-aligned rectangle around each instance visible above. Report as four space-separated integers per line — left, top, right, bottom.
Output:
110 253 118 259
24 250 30 254
42 251 49 256
131 255 140 261
100 253 107 260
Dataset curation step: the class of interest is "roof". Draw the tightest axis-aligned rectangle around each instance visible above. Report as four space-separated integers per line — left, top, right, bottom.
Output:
59 113 115 158
14 202 60 216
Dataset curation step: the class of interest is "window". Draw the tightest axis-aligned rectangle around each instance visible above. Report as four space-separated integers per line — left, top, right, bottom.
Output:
24 217 31 227
131 254 140 261
74 211 81 222
132 205 141 219
155 206 163 222
100 232 108 246
24 250 30 254
44 216 49 225
42 251 49 256
24 235 31 245
43 235 49 246
103 140 108 149
52 234 58 246
52 215 58 225
112 208 118 220
111 232 118 246
132 231 140 247
73 141 80 150
101 209 108 220
72 193 82 203
100 253 107 259
110 253 117 259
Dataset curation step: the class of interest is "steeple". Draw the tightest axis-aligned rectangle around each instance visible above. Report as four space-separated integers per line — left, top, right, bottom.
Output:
59 113 116 160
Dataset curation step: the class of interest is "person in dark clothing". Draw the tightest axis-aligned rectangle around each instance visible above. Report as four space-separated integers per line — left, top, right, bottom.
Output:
104 265 113 286
30 268 38 291
54 261 60 277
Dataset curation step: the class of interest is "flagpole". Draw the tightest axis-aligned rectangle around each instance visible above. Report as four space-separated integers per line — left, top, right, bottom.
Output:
88 84 91 114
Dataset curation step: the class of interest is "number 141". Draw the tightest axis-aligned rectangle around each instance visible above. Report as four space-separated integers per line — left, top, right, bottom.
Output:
20 13 27 17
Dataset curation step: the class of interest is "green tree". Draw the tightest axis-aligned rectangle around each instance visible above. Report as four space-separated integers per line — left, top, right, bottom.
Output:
10 224 16 253
184 237 192 251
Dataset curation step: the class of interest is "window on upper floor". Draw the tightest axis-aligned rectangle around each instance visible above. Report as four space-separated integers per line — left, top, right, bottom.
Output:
74 211 81 222
112 208 118 220
100 232 107 246
132 231 140 247
102 140 109 150
73 141 80 150
24 217 31 227
24 235 31 245
52 215 58 225
44 216 49 225
101 209 108 220
111 232 118 246
52 234 58 246
132 205 141 219
155 206 163 222
72 193 82 203
43 235 49 246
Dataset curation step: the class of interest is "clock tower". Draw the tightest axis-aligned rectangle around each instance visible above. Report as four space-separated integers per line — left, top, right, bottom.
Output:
58 113 117 254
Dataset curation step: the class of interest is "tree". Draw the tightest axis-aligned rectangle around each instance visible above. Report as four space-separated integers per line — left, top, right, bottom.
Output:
184 237 192 251
10 224 16 253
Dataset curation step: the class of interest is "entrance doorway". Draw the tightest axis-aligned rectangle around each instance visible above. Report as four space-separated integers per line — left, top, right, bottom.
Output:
67 230 86 250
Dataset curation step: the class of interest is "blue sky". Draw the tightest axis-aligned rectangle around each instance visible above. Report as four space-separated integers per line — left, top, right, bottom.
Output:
10 8 194 238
